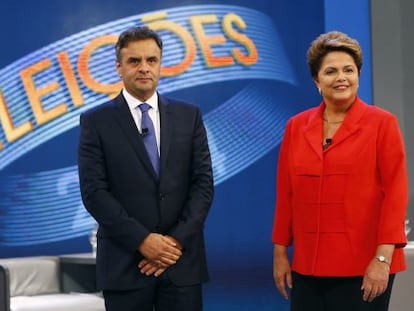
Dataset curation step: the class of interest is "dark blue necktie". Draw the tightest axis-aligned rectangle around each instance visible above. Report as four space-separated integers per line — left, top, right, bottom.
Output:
139 103 159 176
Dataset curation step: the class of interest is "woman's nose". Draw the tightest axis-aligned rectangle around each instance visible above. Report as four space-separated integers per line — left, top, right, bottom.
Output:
336 74 346 82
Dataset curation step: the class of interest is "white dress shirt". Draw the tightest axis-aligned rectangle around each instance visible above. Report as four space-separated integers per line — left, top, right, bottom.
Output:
122 89 160 155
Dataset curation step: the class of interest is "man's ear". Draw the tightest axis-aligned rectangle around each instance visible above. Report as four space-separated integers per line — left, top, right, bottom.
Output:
115 61 122 77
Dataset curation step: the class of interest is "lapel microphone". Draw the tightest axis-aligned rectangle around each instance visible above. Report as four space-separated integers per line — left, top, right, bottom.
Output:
141 128 149 137
323 138 332 150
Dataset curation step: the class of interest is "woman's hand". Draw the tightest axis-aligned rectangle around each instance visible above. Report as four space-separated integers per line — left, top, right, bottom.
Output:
361 244 394 302
273 244 292 300
361 258 390 302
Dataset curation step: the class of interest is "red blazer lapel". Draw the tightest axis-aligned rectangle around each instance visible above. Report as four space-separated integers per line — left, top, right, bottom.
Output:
328 97 366 149
303 105 324 159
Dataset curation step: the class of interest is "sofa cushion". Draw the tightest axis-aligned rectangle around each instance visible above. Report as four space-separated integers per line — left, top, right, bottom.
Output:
11 293 105 311
0 257 60 296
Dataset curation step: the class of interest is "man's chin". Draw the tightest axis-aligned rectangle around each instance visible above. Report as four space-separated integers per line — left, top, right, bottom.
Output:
132 87 155 100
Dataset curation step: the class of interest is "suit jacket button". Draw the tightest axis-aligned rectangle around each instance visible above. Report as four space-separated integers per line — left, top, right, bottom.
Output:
159 194 165 200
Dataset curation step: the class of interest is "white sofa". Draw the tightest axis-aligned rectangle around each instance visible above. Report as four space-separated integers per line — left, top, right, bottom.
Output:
0 256 105 311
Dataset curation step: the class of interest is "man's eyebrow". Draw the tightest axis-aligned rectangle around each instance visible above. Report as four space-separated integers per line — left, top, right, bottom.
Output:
127 56 140 61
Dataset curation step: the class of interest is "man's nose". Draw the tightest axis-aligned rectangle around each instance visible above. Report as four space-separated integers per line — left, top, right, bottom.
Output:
139 62 150 72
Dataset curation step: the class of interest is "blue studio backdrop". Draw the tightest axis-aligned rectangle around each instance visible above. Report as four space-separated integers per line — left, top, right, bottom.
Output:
0 0 371 310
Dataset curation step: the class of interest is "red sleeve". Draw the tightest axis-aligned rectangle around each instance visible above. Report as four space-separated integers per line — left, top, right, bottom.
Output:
376 114 408 248
272 119 293 246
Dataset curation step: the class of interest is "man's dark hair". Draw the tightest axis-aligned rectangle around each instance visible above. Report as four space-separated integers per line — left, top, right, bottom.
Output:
115 26 163 62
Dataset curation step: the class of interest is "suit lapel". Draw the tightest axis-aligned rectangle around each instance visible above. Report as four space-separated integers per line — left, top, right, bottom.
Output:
112 93 159 181
159 94 172 175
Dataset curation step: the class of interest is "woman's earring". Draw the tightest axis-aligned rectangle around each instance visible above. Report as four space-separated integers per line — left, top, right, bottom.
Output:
318 87 322 95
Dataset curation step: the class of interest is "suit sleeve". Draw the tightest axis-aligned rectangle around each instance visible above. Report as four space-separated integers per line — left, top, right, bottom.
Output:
78 112 149 251
167 108 214 246
376 115 408 248
272 119 293 246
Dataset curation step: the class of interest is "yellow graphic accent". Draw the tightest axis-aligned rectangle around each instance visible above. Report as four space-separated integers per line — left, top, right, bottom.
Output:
0 89 33 147
21 59 68 126
78 34 123 97
144 12 197 76
57 51 84 107
223 13 258 65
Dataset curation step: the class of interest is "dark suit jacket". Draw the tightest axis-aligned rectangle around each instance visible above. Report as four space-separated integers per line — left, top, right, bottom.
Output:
78 92 214 290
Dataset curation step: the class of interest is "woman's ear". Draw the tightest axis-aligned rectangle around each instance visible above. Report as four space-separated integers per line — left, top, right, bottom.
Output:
313 78 321 95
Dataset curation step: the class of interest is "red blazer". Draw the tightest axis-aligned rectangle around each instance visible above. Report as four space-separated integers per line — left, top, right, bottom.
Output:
272 97 408 276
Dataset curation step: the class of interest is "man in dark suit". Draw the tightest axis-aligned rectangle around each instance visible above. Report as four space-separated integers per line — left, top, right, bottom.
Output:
78 26 214 311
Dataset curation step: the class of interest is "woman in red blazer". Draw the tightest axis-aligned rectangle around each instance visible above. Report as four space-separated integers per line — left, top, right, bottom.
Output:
272 31 408 311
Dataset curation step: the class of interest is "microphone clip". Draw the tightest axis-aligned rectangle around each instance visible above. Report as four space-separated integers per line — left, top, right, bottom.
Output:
141 128 149 137
322 138 332 150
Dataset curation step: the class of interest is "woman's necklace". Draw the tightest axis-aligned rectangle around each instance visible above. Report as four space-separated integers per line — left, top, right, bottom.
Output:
324 122 342 139
322 111 345 149
323 110 345 124
323 118 344 124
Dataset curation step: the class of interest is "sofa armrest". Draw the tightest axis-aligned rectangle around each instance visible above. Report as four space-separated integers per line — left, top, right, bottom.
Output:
0 256 104 311
0 257 60 297
0 265 11 311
